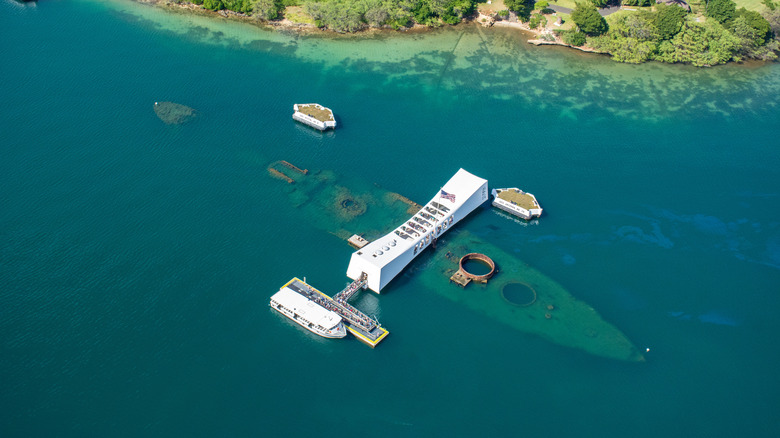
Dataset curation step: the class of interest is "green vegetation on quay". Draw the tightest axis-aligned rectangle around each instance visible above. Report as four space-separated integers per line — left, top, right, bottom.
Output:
181 0 477 30
176 0 779 66
566 0 779 66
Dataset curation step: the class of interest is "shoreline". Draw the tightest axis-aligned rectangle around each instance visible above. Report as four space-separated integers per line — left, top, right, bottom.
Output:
131 0 610 57
131 0 433 36
130 0 772 66
132 0 552 39
490 19 608 55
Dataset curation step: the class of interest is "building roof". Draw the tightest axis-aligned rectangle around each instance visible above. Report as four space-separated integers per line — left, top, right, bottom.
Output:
271 287 342 329
353 169 488 269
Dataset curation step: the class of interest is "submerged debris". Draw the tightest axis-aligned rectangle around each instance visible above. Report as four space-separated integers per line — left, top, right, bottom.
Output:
153 101 197 125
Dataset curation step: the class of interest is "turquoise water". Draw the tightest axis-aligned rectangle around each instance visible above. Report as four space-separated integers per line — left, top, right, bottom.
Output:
2 0 779 436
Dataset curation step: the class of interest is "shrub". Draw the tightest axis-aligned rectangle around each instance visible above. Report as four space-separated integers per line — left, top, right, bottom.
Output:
622 0 653 6
254 0 279 19
535 0 549 9
563 29 588 45
528 12 544 28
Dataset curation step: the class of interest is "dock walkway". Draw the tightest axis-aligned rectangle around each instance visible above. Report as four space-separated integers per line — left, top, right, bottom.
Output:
285 277 388 347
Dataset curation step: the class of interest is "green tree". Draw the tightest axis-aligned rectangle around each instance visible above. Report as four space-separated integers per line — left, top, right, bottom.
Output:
528 12 545 28
203 0 224 10
730 15 778 60
412 2 435 24
304 0 366 32
612 13 658 40
252 0 279 19
733 8 772 44
622 0 653 6
655 4 687 39
766 9 780 39
655 19 739 66
571 2 608 35
562 29 587 45
706 0 736 24
607 37 658 62
505 0 535 21
364 5 390 26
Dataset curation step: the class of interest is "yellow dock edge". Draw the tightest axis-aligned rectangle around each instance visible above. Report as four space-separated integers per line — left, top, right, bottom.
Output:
284 277 333 299
347 325 389 348
285 277 389 348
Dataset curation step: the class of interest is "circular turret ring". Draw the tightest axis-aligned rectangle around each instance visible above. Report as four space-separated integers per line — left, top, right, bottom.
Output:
458 253 496 282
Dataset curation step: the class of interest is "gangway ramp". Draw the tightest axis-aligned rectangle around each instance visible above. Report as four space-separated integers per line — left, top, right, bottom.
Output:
285 277 388 348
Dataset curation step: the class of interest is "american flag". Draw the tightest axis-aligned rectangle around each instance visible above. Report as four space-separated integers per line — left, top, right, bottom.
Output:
440 190 456 203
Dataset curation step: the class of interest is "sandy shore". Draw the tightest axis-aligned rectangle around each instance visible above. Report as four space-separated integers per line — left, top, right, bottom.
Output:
490 17 606 54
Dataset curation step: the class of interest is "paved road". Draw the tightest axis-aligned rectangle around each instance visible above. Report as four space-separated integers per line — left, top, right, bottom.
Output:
548 4 623 16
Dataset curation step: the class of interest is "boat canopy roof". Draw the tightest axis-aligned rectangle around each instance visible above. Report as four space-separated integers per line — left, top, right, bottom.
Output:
271 287 342 329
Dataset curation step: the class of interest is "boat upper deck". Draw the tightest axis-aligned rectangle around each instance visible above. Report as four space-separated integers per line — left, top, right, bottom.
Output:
271 286 343 330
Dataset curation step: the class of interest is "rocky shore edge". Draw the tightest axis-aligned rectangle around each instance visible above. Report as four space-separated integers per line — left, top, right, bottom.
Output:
131 0 582 47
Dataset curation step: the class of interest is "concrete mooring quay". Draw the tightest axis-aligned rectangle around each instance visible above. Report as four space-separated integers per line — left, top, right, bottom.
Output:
286 277 389 347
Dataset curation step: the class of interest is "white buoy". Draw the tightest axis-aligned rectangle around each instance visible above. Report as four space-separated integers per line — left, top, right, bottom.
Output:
155 102 158 105
646 347 651 352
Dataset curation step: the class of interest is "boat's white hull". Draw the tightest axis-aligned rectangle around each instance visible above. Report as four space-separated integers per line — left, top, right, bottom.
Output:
491 188 542 220
292 103 336 131
270 301 347 339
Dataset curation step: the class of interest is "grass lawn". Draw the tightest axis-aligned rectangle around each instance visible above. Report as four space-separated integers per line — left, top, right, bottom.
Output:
733 0 769 11
688 0 767 14
555 12 574 30
549 0 579 10
522 0 766 14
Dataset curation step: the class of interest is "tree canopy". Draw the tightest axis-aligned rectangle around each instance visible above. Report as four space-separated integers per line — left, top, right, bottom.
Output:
733 7 772 44
655 4 688 40
655 19 740 66
706 0 737 24
504 0 535 22
571 2 608 36
185 0 778 65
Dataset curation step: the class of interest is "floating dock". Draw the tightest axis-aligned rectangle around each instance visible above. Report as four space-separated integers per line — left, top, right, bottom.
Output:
280 277 388 347
292 103 336 131
273 169 488 347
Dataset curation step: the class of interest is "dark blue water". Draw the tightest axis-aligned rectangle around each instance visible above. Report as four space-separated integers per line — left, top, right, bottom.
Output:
2 0 779 436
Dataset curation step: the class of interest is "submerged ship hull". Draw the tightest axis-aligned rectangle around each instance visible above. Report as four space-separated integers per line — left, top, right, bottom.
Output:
266 163 642 360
